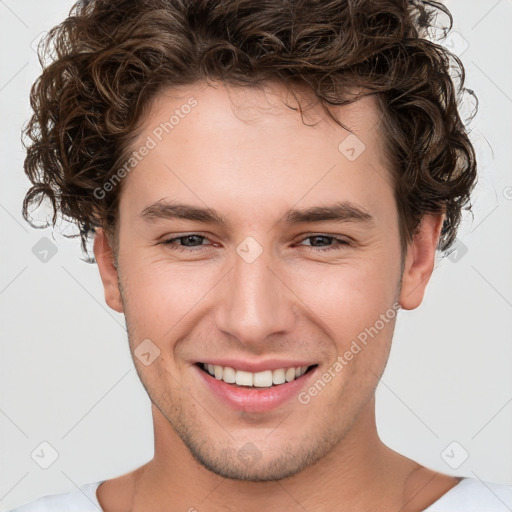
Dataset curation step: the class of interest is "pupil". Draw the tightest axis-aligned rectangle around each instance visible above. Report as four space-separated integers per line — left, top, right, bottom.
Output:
184 235 202 246
312 236 328 246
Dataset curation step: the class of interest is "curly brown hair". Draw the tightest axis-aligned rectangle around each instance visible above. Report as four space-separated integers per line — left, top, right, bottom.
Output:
22 0 477 258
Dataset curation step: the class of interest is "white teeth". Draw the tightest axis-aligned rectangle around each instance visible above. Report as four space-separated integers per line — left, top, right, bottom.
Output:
202 363 311 387
253 370 273 388
285 367 296 382
272 368 286 385
235 370 253 386
223 366 236 384
214 365 223 380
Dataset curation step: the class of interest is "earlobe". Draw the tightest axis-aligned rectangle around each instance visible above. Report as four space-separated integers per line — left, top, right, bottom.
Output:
398 214 444 310
93 228 124 313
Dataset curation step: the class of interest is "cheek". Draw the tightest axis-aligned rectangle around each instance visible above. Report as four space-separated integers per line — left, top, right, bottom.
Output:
287 259 400 383
290 254 400 325
119 256 219 331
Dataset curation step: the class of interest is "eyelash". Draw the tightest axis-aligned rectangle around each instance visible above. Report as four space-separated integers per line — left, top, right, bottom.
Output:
160 233 350 253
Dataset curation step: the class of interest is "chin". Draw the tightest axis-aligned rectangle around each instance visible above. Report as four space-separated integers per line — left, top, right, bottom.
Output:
187 445 318 481
173 417 344 482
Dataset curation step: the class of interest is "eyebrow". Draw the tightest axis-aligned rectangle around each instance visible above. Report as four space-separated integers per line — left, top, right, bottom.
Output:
140 200 374 227
284 202 373 224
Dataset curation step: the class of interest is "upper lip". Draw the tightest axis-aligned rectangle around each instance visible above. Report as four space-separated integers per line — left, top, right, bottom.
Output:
196 359 317 373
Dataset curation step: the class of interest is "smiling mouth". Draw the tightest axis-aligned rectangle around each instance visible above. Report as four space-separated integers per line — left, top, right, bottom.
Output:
196 362 317 388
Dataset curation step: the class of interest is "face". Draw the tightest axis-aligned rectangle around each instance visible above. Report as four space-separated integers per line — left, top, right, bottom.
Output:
95 81 441 481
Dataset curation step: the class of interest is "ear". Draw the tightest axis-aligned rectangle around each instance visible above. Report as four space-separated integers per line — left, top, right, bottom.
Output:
399 213 444 310
94 228 124 313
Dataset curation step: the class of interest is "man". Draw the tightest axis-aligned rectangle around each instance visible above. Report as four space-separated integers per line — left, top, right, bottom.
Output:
11 0 512 510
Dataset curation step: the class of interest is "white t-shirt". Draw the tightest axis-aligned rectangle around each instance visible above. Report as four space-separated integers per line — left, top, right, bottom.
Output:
7 477 512 511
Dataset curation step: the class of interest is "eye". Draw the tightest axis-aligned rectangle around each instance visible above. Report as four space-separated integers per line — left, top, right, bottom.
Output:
161 234 213 252
297 234 350 252
160 233 350 253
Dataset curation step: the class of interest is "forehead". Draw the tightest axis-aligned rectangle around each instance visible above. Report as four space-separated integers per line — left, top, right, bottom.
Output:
140 80 384 148
120 81 394 226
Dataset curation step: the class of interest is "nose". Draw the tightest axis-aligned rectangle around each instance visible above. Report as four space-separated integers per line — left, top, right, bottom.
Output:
214 243 297 348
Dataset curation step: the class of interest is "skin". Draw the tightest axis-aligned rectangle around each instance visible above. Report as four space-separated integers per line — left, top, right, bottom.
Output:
94 81 461 511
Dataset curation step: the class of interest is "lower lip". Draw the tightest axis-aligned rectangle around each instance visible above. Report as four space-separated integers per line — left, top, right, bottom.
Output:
194 365 317 413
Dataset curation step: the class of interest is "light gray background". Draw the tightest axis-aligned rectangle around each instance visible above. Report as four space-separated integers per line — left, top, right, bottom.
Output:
1 0 511 509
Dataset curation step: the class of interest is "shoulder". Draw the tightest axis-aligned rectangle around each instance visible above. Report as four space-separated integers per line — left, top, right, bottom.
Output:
423 477 512 511
6 481 104 512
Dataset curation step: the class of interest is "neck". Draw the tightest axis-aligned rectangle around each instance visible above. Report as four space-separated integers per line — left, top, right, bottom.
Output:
131 397 420 511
